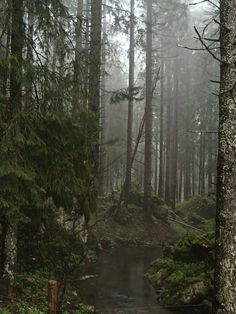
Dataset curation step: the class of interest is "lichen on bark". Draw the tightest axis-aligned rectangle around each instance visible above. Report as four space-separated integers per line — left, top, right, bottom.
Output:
214 1 236 313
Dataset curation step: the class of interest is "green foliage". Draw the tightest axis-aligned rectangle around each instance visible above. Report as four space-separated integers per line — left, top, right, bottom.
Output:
12 271 94 313
0 110 96 225
0 309 10 314
147 233 214 307
0 109 98 308
177 194 216 221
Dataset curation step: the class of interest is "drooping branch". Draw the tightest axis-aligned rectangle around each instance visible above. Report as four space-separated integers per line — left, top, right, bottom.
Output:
194 26 224 64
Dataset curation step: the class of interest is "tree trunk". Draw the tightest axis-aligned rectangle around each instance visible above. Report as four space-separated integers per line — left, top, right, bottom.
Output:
144 0 153 216
214 1 236 312
73 0 84 111
158 46 164 199
88 0 102 193
99 0 108 195
165 59 171 205
171 53 179 209
184 52 191 199
3 223 17 302
125 0 135 201
2 0 24 300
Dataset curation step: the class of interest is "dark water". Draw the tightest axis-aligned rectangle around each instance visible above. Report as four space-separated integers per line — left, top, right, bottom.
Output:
79 246 204 314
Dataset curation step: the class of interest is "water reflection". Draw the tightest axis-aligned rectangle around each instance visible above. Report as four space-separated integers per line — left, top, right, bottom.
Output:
79 246 203 314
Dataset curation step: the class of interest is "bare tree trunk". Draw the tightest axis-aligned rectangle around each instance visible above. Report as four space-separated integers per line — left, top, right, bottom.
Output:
73 0 84 111
25 2 34 109
171 53 179 209
184 52 191 199
144 0 153 216
99 0 108 194
125 0 135 201
165 60 171 205
214 1 236 312
158 46 164 199
88 0 102 194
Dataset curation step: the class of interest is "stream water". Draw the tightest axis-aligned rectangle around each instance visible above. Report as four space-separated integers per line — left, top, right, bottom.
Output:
79 246 204 314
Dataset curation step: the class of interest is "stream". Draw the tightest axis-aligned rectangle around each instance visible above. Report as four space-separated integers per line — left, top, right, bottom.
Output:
79 246 204 314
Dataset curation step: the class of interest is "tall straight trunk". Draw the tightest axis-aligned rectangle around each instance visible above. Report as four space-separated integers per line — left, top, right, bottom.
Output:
88 0 102 192
144 0 153 215
171 53 179 209
73 0 84 110
158 46 164 199
99 0 107 194
184 52 191 199
214 1 236 312
125 0 135 201
164 60 171 205
84 0 91 107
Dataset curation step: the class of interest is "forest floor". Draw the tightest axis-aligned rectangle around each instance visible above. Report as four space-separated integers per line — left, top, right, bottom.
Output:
91 191 178 250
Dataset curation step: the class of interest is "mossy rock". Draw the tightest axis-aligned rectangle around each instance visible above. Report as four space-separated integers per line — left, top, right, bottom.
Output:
147 233 214 306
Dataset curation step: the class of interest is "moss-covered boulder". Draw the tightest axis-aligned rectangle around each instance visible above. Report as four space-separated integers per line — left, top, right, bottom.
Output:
147 233 214 308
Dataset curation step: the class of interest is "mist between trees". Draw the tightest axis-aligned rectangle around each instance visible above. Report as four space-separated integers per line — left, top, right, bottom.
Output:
1 0 236 313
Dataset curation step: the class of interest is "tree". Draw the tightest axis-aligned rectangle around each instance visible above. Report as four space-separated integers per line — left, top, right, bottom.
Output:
2 0 24 300
73 0 84 110
88 0 102 193
214 0 236 312
124 0 135 201
144 0 153 215
158 39 164 199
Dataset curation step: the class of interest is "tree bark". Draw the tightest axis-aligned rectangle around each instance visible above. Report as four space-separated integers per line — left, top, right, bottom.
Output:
125 0 135 202
165 59 171 205
88 0 102 193
158 46 164 199
3 0 24 300
73 0 84 111
214 1 236 312
99 0 108 195
144 0 153 216
171 53 179 209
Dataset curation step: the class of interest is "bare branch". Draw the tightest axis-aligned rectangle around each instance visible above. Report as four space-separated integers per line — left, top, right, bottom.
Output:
194 26 224 64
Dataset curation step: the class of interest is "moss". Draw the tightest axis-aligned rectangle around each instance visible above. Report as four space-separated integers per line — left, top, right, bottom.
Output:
147 233 214 307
